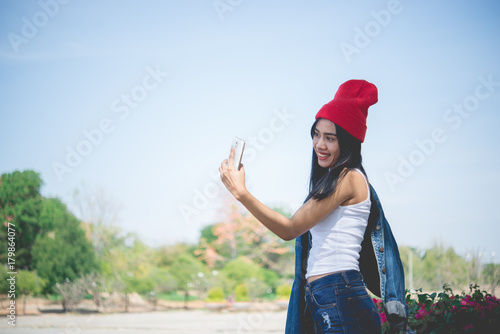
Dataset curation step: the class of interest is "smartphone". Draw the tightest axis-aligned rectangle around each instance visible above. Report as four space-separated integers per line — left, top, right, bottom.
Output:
231 137 245 170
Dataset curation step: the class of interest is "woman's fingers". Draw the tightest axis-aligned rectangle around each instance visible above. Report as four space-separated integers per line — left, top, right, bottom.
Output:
219 160 231 185
219 156 246 199
228 146 235 168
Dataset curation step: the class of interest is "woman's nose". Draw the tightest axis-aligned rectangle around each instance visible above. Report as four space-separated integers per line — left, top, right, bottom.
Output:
316 137 326 149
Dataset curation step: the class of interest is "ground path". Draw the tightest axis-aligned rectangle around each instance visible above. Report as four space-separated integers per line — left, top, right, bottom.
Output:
1 309 288 334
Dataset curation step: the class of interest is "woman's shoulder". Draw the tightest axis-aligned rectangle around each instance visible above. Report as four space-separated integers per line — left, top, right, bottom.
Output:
339 168 369 203
340 168 367 184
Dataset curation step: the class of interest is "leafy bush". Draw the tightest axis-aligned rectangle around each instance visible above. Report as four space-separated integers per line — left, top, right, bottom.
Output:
260 267 280 290
122 275 155 294
206 287 225 302
18 270 46 296
222 257 264 285
244 277 269 300
276 284 292 300
235 283 250 302
207 270 234 296
374 284 500 333
156 292 198 301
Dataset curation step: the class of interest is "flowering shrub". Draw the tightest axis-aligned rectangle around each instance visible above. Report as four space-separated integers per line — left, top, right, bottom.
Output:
374 284 500 333
407 284 500 333
373 297 391 332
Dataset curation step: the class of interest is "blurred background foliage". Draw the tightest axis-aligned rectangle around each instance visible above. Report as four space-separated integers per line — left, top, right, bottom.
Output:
1 170 499 312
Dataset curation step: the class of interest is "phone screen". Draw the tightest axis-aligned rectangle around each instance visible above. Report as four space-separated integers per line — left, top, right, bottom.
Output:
231 137 245 170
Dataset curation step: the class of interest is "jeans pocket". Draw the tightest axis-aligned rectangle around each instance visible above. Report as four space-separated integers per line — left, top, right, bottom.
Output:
310 284 337 308
346 294 381 333
306 292 342 333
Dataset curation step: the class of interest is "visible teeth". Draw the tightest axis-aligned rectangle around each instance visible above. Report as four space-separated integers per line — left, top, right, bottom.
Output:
318 152 329 157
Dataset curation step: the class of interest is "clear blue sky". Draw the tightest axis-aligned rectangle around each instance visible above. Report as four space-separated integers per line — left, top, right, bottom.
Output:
1 0 499 263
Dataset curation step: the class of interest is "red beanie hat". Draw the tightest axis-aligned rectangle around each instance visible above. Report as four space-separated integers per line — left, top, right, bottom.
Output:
315 79 378 142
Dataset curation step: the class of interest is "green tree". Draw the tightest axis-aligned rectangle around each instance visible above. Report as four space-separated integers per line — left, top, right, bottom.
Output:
156 243 194 267
0 265 12 306
149 267 178 294
196 202 290 270
482 263 500 295
200 224 218 244
169 253 207 308
71 183 121 257
122 275 155 295
17 270 45 314
401 243 469 292
222 256 265 285
96 231 157 310
32 198 98 292
0 170 43 269
206 270 234 296
222 256 279 299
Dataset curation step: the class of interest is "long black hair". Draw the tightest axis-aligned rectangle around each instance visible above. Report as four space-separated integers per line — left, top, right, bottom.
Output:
305 118 367 202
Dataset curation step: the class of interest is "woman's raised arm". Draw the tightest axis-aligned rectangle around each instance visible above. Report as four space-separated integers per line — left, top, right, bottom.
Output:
219 147 357 241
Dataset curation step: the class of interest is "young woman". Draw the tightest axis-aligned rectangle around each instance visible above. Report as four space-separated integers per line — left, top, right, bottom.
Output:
219 80 408 333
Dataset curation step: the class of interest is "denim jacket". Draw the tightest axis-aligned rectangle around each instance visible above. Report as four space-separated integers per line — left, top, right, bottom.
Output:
285 184 409 333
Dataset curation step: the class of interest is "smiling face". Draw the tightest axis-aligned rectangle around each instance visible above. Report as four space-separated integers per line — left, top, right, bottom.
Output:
313 118 341 169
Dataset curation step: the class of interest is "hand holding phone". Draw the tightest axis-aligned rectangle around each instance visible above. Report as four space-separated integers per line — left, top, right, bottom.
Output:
230 137 245 170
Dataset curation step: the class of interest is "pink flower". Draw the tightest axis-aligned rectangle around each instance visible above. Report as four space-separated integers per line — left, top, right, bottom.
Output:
380 312 387 324
464 323 474 330
415 305 431 320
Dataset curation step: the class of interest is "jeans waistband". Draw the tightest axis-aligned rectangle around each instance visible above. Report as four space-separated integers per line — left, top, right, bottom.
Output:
305 270 363 291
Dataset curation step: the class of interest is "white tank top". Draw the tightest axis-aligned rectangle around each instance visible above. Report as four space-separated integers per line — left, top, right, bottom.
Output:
305 169 371 279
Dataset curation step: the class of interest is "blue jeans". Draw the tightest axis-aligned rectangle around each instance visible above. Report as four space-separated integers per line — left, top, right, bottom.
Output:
304 270 382 333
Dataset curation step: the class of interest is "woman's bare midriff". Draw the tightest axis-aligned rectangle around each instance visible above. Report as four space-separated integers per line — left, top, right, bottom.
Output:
307 270 344 283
